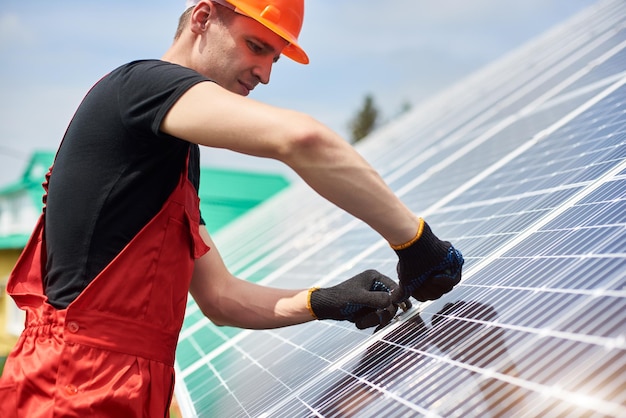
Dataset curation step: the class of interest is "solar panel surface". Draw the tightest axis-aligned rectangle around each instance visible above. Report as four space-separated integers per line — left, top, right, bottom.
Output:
175 0 626 416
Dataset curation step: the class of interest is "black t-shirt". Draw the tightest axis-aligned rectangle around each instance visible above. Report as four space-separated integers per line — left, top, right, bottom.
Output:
44 60 210 309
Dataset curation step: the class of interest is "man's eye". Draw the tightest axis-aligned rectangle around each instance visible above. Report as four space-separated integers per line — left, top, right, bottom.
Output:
247 41 263 54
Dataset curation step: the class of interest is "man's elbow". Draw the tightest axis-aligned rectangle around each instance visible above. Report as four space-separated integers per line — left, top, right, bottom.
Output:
196 303 230 327
208 316 228 327
278 115 346 167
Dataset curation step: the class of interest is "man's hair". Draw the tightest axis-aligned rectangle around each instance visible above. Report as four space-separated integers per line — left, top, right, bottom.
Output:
174 7 194 40
174 2 236 40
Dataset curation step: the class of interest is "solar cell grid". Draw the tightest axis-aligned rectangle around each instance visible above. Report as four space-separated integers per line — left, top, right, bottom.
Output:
175 1 626 416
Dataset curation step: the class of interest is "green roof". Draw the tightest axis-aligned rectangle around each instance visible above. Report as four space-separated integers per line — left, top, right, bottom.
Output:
0 151 54 202
199 167 290 233
0 151 289 249
0 151 54 250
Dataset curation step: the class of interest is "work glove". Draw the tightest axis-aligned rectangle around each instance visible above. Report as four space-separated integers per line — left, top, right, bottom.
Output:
308 270 399 330
392 219 464 304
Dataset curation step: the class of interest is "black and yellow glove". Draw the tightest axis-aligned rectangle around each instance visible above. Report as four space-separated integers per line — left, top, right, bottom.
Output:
307 270 399 330
392 218 464 303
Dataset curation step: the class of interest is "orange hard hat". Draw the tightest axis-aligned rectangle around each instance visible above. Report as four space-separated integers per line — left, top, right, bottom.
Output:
202 0 309 64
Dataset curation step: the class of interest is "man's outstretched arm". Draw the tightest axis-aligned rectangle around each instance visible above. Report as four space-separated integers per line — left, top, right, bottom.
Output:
165 82 464 306
161 81 419 246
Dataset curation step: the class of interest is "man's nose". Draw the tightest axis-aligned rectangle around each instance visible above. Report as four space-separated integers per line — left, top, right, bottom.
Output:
253 61 272 85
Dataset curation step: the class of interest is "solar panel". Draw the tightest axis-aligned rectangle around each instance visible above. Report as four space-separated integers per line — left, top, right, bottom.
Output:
175 0 626 416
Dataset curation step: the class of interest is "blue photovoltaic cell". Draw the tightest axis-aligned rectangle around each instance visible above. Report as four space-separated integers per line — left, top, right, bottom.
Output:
175 0 626 416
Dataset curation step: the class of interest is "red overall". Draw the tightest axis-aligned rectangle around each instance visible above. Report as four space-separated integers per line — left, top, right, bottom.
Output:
0 154 210 417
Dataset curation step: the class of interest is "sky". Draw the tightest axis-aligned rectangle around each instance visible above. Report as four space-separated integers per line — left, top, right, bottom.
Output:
0 0 599 185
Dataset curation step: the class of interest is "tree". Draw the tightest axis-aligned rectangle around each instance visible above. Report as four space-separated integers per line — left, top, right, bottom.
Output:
348 94 380 143
398 100 412 115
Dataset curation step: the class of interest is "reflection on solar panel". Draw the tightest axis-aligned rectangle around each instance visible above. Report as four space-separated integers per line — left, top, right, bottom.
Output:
175 0 626 416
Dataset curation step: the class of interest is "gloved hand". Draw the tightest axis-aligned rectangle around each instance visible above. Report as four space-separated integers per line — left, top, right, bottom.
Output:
392 219 464 303
308 270 399 330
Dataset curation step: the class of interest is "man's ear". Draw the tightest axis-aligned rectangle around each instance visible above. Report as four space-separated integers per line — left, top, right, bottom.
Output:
189 1 215 34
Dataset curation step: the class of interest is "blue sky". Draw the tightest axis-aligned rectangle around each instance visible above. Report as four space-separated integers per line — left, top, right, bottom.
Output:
0 0 598 184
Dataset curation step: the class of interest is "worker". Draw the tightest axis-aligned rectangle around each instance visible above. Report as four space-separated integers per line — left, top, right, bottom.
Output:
0 0 464 416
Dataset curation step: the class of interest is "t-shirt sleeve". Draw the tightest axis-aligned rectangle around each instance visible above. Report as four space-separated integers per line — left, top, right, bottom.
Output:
116 60 211 139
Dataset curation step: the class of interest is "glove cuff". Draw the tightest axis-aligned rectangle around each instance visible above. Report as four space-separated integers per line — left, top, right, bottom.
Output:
394 220 453 281
309 286 343 320
390 218 426 250
307 287 320 319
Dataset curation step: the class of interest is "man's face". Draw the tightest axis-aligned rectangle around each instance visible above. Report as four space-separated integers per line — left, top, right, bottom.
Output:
199 7 288 96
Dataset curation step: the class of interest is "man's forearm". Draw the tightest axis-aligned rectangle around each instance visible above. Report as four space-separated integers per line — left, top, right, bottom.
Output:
283 124 420 246
206 278 313 329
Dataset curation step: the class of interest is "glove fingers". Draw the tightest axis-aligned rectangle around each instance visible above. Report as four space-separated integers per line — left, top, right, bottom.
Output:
355 303 398 330
355 311 380 330
374 304 398 332
357 289 394 309
369 273 399 293
369 273 402 309
391 286 409 305
413 282 454 301
352 270 399 309
413 270 461 301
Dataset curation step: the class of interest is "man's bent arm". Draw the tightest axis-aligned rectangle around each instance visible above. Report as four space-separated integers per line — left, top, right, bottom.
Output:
161 81 420 247
189 226 313 329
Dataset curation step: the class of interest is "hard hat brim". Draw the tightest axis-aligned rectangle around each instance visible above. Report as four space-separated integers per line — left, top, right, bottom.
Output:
281 42 309 65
